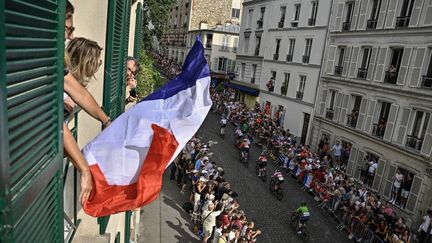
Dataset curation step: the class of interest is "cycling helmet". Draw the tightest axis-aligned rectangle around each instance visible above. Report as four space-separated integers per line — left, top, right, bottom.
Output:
301 202 307 206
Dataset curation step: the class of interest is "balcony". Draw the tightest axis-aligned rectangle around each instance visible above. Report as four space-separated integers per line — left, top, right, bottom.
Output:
254 47 260 56
325 108 334 120
251 77 255 84
278 19 285 28
342 21 351 31
334 66 343 76
406 135 423 151
346 114 358 128
372 123 385 139
302 55 310 64
367 19 377 29
396 16 410 28
296 91 304 100
358 68 368 79
422 75 432 88
273 53 279 60
308 18 316 26
286 54 293 62
384 71 398 84
257 18 263 29
291 21 298 27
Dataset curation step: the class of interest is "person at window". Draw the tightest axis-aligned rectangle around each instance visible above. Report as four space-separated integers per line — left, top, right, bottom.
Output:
63 0 111 204
390 169 404 205
388 64 397 81
400 173 412 207
266 77 274 92
125 57 141 103
377 118 386 137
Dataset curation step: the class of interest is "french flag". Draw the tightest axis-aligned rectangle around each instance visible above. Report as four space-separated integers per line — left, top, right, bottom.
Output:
82 38 212 217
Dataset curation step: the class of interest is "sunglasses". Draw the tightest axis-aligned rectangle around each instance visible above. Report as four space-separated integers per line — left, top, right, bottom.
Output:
65 25 75 35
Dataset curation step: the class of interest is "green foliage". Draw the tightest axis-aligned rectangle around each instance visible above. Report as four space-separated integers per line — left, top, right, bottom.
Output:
142 0 176 50
136 48 169 99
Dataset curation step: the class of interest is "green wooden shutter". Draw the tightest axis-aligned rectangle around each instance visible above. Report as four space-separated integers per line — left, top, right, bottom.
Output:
133 2 143 59
0 1 65 242
103 0 132 119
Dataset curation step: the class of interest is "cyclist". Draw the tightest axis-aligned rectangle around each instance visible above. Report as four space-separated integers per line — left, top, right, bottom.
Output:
257 153 268 176
220 116 227 136
239 138 250 158
234 127 243 145
296 202 310 234
270 170 284 191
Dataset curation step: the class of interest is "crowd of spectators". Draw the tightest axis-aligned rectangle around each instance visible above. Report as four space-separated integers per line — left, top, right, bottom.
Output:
169 136 262 243
208 86 423 243
152 51 181 80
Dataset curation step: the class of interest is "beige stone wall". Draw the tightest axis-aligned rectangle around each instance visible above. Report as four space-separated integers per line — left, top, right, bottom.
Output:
190 0 232 30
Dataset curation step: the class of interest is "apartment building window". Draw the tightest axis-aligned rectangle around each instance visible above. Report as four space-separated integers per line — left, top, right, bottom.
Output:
396 0 415 27
274 38 281 60
303 39 312 64
218 57 228 72
257 7 265 29
232 8 240 19
423 53 432 88
309 2 318 26
251 64 257 83
233 37 238 52
326 90 336 119
221 35 230 50
185 0 189 8
279 6 286 28
183 14 188 28
360 152 381 186
358 47 371 79
206 33 213 48
287 39 295 62
297 75 306 100
367 0 381 29
254 35 261 56
247 9 254 28
241 63 246 79
281 73 290 95
267 71 276 92
406 110 431 151
347 95 362 127
335 47 345 75
343 1 354 31
384 48 404 84
372 101 391 138
244 36 250 54
292 4 301 27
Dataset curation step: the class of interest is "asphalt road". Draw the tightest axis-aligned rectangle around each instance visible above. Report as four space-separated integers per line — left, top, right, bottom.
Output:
196 111 351 243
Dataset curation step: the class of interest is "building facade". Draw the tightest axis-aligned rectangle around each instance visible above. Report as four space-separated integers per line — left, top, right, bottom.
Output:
312 0 432 227
161 0 242 66
234 0 332 142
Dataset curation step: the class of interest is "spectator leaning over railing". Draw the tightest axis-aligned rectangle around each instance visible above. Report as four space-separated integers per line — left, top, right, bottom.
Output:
63 0 112 204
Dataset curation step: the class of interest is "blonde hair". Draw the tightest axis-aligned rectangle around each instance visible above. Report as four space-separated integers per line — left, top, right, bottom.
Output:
66 37 102 86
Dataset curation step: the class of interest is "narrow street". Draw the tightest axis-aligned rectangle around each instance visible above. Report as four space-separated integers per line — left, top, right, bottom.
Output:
196 111 351 243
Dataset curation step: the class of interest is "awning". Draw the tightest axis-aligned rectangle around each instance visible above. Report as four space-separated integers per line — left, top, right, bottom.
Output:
224 81 260 96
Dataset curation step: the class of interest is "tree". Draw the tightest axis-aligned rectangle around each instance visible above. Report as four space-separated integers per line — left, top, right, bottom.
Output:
142 0 176 51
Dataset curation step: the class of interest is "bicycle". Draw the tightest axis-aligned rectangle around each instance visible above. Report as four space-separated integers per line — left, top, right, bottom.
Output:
255 163 267 182
269 178 283 201
290 211 310 242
